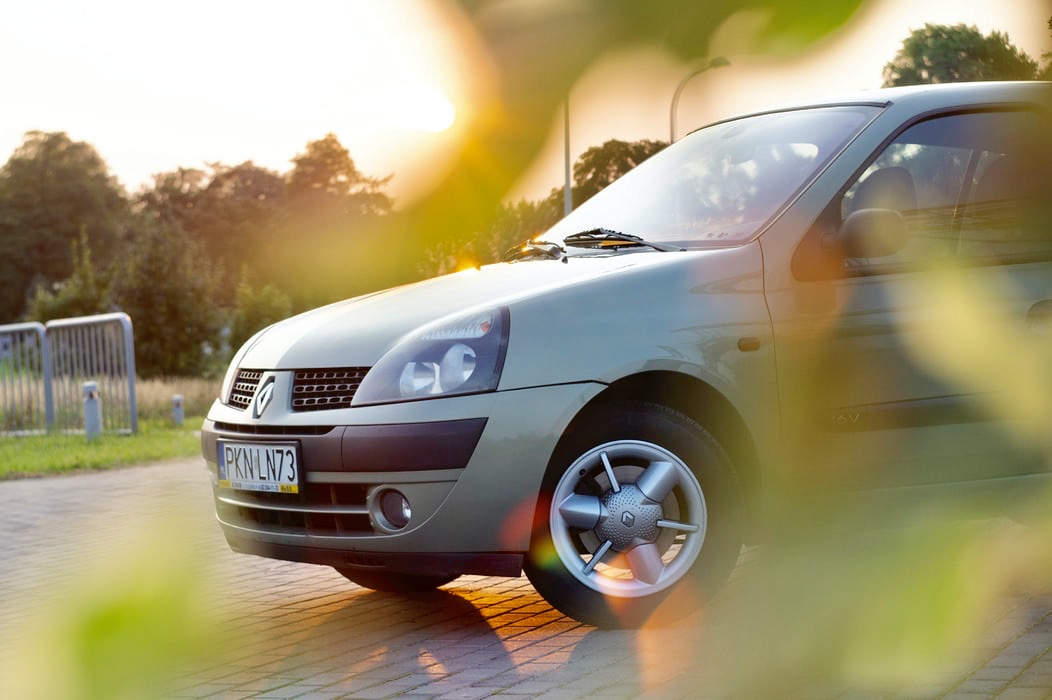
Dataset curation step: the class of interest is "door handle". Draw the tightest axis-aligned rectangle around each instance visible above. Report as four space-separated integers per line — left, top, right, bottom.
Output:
1027 299 1052 333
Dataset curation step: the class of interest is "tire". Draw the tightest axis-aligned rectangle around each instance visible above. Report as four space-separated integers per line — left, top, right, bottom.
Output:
334 568 458 593
524 401 744 628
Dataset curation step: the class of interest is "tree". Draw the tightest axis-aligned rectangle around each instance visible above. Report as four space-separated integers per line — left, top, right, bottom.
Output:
229 270 292 352
0 131 127 321
882 23 1038 87
286 133 393 218
568 138 668 206
25 228 110 322
137 163 285 306
420 197 563 276
111 218 220 377
261 134 399 308
136 167 209 232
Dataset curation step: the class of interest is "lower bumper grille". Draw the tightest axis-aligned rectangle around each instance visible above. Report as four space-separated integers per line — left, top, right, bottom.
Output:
216 482 373 535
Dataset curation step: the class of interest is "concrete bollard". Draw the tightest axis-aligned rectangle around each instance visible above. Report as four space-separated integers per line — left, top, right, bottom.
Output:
83 381 102 440
173 394 184 427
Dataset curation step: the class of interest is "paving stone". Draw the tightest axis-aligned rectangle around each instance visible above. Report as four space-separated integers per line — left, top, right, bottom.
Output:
973 665 1025 682
3 460 1052 700
995 689 1051 700
954 678 1011 694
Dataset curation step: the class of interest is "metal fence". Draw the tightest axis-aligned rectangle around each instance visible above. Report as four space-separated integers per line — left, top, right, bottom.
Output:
0 313 137 436
0 322 50 435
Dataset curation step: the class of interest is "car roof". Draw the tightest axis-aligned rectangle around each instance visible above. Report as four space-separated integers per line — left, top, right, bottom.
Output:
825 80 1049 107
715 81 1052 125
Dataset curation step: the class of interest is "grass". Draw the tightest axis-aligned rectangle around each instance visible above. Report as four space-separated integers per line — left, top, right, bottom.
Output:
0 417 205 479
137 376 219 421
0 376 221 479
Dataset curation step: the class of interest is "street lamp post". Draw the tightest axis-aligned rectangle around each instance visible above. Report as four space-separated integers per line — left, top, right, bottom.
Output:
564 100 572 216
669 56 730 142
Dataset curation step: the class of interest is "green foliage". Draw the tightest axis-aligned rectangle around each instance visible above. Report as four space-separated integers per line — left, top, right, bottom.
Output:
229 270 293 351
286 133 393 218
111 218 221 378
882 23 1039 87
0 131 127 321
25 228 110 322
137 163 285 308
271 135 401 307
420 197 563 276
568 138 668 207
1040 17 1052 80
132 136 399 312
0 449 227 700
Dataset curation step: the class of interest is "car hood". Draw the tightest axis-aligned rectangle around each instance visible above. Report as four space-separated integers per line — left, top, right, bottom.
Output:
237 252 706 369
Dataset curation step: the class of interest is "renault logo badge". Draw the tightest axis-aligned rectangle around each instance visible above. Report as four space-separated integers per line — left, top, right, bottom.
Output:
252 376 276 419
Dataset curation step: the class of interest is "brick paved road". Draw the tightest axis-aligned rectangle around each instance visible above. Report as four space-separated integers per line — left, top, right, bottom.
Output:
1 460 1051 699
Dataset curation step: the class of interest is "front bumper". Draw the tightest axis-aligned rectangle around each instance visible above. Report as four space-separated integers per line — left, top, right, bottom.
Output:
201 382 604 577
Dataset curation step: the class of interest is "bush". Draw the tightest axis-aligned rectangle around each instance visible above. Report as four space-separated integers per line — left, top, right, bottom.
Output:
111 219 221 378
229 272 292 352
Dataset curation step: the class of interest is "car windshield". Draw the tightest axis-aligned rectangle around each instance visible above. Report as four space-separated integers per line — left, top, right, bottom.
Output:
544 105 881 250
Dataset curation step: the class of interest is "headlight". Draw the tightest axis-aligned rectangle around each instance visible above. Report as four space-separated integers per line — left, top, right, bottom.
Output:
352 307 510 405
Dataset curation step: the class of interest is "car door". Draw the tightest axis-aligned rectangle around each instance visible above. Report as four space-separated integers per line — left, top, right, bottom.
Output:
764 107 1052 492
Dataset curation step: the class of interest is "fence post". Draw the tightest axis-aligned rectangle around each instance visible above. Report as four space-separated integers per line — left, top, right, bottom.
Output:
172 394 184 426
42 328 53 431
83 381 102 439
119 314 139 434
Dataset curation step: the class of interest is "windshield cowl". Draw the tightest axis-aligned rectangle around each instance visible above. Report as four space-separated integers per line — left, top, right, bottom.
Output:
562 228 683 253
504 239 567 263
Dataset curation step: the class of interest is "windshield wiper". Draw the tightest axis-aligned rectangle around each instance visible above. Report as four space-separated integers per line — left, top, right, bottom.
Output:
562 228 683 252
503 239 567 263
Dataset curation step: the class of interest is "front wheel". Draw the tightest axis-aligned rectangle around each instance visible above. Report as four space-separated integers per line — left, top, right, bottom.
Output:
525 402 744 628
335 568 457 593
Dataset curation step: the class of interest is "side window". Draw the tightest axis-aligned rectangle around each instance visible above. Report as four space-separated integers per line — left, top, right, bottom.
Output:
841 119 972 268
957 117 1052 263
798 109 1052 278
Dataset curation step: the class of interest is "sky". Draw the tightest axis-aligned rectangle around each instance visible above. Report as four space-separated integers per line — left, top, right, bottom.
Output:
1 0 1049 205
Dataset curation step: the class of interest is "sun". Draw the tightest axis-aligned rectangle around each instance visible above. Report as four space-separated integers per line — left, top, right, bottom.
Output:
380 83 457 133
412 86 457 132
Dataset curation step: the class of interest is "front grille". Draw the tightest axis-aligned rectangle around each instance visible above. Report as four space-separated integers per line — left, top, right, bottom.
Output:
228 369 264 410
292 368 368 412
216 481 373 535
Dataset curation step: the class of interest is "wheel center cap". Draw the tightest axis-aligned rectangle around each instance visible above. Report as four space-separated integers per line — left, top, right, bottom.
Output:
595 484 663 550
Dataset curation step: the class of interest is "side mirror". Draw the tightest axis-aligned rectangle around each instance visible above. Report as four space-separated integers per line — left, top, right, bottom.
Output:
837 208 908 259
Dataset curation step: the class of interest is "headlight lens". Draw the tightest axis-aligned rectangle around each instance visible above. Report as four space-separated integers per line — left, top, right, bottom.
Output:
353 307 510 405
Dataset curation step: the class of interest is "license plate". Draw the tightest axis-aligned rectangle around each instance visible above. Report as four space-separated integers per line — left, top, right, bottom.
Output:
217 440 300 494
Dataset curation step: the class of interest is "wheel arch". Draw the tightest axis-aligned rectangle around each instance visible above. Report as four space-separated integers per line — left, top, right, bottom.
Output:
567 371 762 539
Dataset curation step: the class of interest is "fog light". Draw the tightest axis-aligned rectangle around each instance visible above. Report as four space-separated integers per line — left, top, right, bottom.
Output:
378 489 412 530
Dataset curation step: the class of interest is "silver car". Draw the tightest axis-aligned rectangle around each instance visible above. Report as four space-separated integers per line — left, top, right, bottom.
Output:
202 81 1052 628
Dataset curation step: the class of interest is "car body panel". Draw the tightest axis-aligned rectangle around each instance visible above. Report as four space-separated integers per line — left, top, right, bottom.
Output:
205 381 605 556
237 253 686 370
202 81 1052 587
760 81 1052 491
